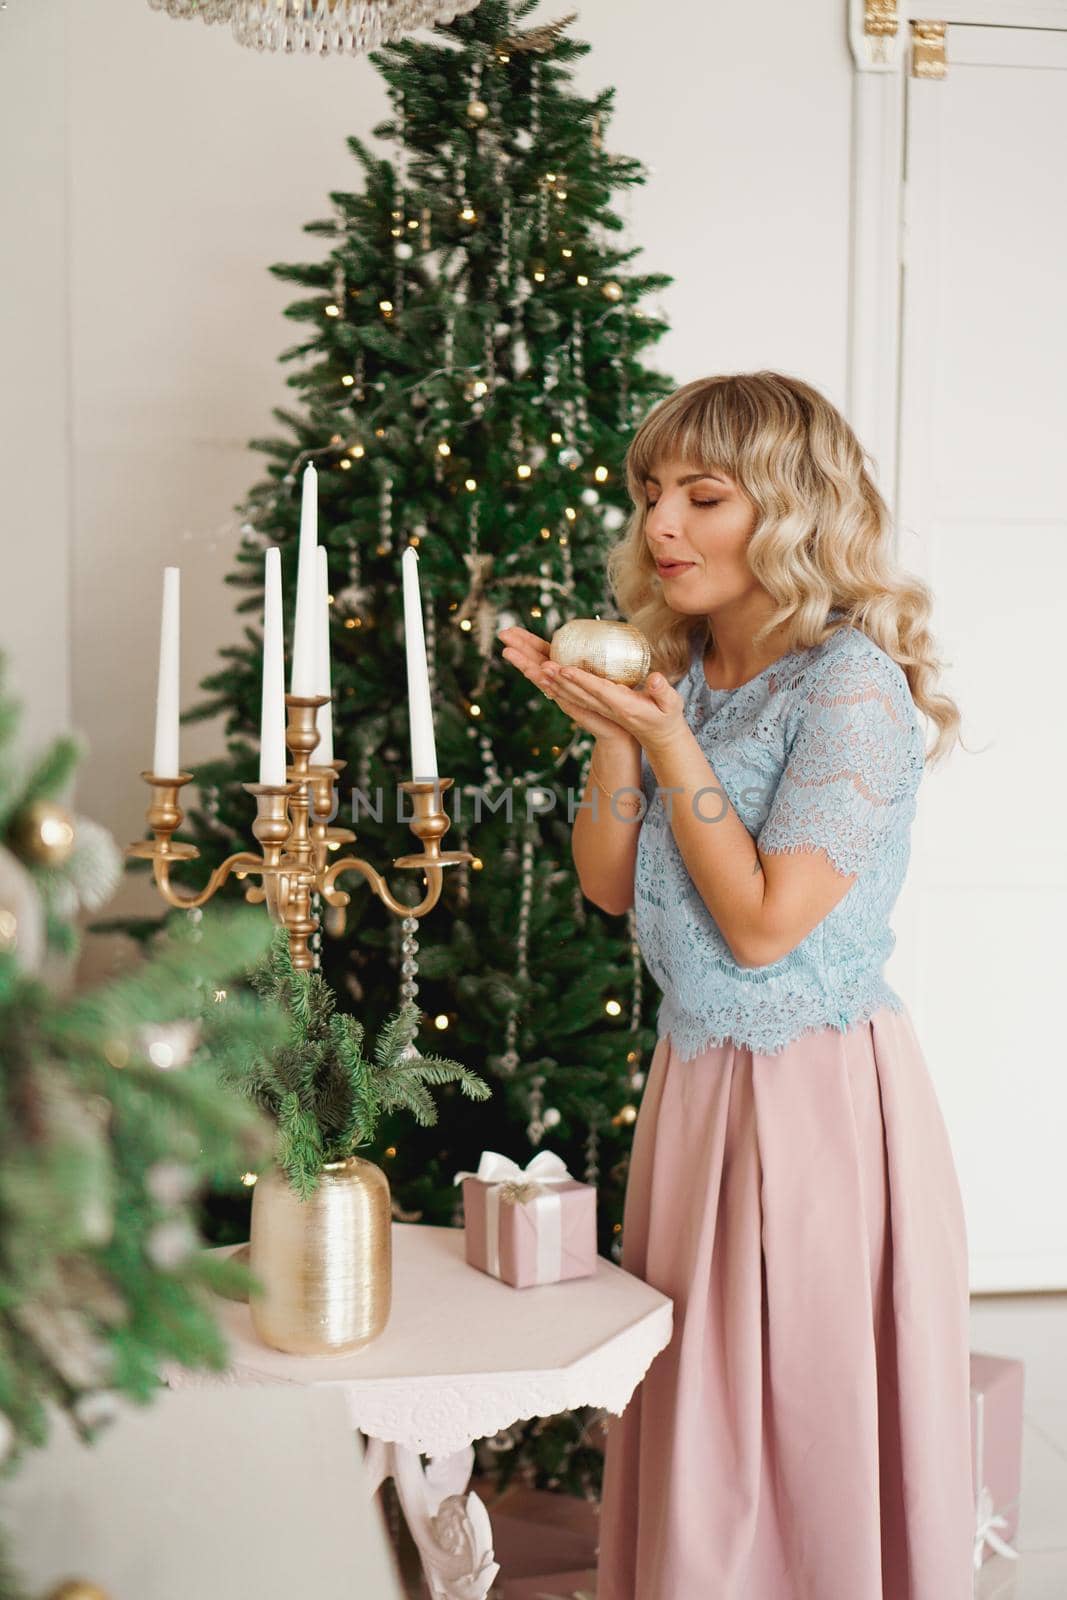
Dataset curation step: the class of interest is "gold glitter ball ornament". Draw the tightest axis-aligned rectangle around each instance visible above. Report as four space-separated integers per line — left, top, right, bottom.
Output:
549 619 651 687
466 98 489 123
601 280 623 302
11 799 76 867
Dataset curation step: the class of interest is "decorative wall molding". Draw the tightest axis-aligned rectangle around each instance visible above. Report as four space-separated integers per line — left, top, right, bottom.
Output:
844 0 1067 524
910 20 947 79
849 1 904 73
850 0 1067 73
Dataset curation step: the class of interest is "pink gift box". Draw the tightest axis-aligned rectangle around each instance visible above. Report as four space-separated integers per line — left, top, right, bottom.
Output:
970 1351 1024 1567
499 1567 598 1600
457 1170 597 1289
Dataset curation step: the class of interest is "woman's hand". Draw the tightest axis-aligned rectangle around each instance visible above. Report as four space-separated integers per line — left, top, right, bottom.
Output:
497 626 686 755
498 626 633 746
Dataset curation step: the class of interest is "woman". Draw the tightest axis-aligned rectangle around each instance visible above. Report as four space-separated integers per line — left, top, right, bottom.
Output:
497 372 976 1600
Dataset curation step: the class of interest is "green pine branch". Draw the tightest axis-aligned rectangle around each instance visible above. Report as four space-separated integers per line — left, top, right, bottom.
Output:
0 888 285 1492
227 929 490 1196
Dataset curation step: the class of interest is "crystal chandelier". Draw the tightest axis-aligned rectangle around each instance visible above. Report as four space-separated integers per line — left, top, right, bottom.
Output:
231 0 483 55
146 0 485 53
146 0 234 21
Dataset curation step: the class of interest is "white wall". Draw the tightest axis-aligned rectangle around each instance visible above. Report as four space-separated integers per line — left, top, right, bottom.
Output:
1 0 853 929
0 0 72 745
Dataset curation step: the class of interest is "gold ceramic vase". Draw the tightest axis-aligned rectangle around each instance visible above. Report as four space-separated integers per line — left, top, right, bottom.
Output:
248 1156 392 1356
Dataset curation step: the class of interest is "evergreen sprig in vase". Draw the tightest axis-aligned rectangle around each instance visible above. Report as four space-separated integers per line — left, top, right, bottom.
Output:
230 931 491 1355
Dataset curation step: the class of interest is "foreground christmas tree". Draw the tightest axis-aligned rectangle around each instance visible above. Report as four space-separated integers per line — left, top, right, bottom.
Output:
0 657 287 1598
178 0 675 1492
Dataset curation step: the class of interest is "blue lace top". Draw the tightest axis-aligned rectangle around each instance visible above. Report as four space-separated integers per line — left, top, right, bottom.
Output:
633 614 926 1062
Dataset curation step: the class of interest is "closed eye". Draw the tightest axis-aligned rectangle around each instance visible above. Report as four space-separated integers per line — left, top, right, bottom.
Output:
647 499 719 509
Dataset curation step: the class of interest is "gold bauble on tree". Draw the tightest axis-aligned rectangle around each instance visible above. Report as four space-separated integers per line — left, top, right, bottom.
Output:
549 619 652 687
466 98 489 122
0 844 45 972
11 799 76 867
601 280 623 302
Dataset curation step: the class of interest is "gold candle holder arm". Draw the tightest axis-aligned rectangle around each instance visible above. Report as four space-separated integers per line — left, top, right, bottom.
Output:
128 710 477 963
268 696 336 969
126 774 296 915
308 759 356 938
308 760 357 872
244 781 300 920
322 778 473 921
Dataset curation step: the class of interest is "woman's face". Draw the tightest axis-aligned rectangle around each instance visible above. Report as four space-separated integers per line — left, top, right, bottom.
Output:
643 455 761 615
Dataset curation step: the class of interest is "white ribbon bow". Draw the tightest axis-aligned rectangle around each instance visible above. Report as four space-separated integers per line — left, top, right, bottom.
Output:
973 1482 1019 1570
971 1381 1020 1572
453 1150 574 1283
452 1149 573 1188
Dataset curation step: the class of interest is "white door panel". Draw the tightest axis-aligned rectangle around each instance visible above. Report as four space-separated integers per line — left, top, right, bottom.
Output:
890 23 1067 1290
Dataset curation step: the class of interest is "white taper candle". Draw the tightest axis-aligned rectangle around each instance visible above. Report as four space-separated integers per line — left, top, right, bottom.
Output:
315 545 334 766
290 463 318 696
259 547 287 787
153 566 181 777
401 546 438 780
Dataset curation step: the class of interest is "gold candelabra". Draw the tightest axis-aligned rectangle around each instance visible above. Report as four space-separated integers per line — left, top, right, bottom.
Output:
127 693 472 968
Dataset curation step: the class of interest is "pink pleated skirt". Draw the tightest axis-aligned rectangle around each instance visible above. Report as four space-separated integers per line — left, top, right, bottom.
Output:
596 1002 974 1600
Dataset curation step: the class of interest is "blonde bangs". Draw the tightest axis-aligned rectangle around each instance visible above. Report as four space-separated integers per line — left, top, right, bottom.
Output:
623 380 743 509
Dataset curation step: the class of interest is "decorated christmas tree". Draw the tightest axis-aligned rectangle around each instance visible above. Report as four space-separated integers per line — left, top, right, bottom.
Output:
187 0 674 1252
169 3 676 1489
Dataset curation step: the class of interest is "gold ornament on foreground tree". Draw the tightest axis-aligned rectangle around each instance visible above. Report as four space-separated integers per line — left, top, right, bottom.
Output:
549 618 652 687
11 799 77 867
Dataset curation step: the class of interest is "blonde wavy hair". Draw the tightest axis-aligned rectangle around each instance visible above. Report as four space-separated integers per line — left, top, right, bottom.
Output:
604 370 968 766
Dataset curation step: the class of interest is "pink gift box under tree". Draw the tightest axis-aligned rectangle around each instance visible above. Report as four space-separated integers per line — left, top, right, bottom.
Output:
970 1350 1024 1570
453 1150 598 1289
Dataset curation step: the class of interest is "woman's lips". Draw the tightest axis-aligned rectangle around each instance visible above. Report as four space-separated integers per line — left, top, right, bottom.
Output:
656 560 695 577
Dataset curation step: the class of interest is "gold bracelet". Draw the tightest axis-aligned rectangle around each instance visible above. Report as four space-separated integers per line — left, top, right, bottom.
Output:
588 758 644 813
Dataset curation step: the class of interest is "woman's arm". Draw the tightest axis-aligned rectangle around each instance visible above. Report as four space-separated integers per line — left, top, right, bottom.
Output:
571 734 643 916
542 645 922 967
643 725 855 966
496 626 645 918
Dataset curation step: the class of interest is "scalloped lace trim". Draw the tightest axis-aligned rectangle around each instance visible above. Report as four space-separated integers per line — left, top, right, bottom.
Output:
659 981 906 1064
635 626 923 1060
756 640 925 878
164 1303 675 1458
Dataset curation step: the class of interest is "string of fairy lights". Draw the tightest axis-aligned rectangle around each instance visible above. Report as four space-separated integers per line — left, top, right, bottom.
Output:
200 24 658 1224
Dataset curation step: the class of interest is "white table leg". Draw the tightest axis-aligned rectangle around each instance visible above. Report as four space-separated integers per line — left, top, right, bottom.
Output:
362 1434 499 1600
